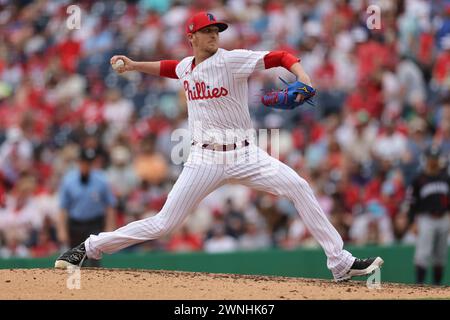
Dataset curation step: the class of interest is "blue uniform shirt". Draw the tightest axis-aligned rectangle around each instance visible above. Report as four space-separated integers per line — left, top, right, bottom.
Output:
60 169 116 221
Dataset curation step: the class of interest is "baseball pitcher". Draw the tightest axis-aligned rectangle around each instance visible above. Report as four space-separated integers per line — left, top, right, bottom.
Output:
55 12 383 282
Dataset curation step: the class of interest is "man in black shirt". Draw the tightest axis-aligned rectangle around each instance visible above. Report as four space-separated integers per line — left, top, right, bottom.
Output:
406 146 450 285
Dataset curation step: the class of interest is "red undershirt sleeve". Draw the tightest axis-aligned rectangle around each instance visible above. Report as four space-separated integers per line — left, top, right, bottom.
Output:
263 51 300 70
159 60 179 79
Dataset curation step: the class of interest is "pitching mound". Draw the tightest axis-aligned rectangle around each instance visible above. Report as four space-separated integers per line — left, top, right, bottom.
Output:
1 268 449 300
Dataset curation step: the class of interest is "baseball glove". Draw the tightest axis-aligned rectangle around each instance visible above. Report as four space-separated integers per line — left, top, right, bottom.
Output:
261 77 316 110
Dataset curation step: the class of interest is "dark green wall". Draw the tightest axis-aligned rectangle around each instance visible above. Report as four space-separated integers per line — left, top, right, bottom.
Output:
1 245 449 285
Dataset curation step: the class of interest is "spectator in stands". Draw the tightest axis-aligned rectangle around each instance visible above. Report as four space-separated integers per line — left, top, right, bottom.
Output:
0 175 37 258
107 144 139 210
166 225 202 252
349 200 394 245
204 222 238 253
134 135 168 186
238 222 271 250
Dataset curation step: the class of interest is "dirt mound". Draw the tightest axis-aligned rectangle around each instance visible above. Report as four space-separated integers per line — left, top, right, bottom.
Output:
1 268 449 300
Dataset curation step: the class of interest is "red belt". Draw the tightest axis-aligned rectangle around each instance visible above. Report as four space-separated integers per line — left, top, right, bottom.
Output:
191 140 250 151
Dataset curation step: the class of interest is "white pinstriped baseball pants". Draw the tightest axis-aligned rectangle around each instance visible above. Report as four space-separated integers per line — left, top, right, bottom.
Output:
85 144 355 279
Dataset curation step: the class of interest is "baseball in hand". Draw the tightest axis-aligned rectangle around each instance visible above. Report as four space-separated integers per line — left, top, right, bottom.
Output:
112 59 125 70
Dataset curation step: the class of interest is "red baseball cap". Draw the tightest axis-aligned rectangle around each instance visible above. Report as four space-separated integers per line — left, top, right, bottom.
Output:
185 11 228 34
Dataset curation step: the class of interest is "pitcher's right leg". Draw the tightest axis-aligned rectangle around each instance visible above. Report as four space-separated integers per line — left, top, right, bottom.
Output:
84 162 225 260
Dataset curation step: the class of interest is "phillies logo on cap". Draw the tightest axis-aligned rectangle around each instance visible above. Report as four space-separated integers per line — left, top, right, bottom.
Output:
185 11 228 34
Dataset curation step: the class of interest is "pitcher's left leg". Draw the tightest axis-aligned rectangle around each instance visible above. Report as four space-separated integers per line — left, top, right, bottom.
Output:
229 147 354 279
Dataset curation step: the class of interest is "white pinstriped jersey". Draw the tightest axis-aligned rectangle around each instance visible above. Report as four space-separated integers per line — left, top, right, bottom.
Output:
175 48 269 144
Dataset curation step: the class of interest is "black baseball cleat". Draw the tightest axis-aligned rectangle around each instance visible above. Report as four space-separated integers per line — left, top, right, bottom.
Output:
54 242 87 269
335 257 384 282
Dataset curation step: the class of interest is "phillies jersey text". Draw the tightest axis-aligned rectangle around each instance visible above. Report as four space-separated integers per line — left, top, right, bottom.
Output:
175 48 269 144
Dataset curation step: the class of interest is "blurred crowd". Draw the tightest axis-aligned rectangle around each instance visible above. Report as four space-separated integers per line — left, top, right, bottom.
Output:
1 0 450 258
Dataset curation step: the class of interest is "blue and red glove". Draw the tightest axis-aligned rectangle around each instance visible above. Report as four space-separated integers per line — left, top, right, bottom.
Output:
261 78 316 110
